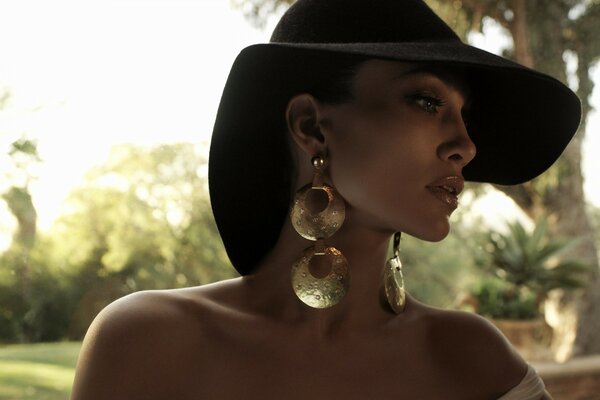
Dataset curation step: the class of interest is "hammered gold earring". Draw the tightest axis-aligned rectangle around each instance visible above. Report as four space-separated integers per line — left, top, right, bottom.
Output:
384 232 406 313
290 155 349 308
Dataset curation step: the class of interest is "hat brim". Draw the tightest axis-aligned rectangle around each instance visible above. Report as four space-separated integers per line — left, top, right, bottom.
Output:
209 42 581 275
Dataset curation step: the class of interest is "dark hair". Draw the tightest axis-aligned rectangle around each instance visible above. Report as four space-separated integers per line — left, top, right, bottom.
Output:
307 56 366 104
284 54 367 198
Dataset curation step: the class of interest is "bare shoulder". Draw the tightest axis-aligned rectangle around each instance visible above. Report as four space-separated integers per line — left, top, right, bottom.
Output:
411 299 529 398
71 280 242 400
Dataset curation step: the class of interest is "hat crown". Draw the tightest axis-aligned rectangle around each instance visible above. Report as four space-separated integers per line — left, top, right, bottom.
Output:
271 0 460 44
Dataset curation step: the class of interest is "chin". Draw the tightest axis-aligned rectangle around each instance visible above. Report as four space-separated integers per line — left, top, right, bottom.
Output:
406 220 451 242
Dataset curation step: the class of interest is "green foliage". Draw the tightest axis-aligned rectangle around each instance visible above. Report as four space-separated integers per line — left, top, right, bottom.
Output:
485 219 587 291
0 133 46 342
2 137 41 189
401 218 488 308
48 143 235 338
424 0 472 39
473 219 588 319
0 143 235 342
56 143 234 283
0 239 73 343
230 0 291 27
473 278 539 320
8 139 40 160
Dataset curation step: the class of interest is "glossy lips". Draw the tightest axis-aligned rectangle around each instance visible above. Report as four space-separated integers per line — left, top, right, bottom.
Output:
426 176 464 210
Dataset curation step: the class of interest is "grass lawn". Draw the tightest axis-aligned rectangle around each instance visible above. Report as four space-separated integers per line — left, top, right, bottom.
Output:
0 341 81 400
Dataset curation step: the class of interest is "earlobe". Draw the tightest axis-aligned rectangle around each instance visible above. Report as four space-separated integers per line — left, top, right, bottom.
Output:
286 94 326 156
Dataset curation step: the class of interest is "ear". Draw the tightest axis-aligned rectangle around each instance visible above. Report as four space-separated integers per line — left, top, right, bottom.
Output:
286 94 326 157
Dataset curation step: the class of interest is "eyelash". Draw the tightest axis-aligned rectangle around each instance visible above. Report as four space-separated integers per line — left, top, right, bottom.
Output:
406 93 447 114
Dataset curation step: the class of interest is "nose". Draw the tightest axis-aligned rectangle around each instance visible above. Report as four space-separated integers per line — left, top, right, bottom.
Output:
437 109 477 167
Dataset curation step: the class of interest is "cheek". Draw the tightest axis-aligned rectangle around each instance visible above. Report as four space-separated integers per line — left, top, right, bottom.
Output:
326 120 452 239
329 117 434 193
328 128 426 213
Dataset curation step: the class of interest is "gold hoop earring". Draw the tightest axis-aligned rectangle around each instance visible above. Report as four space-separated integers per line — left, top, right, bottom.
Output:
290 155 349 308
384 232 406 314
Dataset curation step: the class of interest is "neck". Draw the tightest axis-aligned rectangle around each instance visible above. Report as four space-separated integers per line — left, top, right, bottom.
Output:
244 215 398 337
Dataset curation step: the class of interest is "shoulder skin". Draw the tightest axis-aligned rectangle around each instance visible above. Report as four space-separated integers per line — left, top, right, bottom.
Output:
424 305 532 398
70 289 204 400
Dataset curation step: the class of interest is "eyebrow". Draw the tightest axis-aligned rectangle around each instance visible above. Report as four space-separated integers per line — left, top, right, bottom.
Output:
397 66 472 106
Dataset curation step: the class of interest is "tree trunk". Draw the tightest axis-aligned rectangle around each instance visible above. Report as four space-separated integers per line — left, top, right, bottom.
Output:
569 47 600 356
511 0 534 68
488 0 600 358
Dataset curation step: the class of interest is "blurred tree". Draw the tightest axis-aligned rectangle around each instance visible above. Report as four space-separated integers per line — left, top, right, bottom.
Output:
0 130 43 341
1 137 40 250
2 186 36 251
1 142 235 341
0 91 72 342
402 217 488 308
49 143 234 338
591 205 600 244
1 92 40 261
435 0 600 360
230 0 600 357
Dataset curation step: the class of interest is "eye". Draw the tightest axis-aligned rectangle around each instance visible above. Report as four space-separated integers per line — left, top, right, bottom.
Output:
406 93 446 114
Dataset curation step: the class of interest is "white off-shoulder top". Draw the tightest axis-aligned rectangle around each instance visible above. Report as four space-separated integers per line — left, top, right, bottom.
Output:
498 364 547 399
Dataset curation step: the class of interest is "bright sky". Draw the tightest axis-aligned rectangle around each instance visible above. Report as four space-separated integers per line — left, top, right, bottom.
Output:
0 0 598 248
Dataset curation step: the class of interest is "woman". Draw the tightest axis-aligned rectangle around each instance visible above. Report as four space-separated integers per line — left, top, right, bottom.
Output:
71 0 580 399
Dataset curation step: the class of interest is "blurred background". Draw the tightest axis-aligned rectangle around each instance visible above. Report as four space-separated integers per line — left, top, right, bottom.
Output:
0 0 599 398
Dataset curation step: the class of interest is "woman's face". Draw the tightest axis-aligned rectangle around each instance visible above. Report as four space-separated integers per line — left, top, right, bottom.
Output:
320 60 476 241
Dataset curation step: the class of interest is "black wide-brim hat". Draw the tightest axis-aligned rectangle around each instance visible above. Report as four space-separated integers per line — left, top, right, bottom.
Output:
209 0 581 276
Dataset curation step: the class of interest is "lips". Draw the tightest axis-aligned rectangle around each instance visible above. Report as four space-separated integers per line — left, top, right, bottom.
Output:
426 176 464 209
